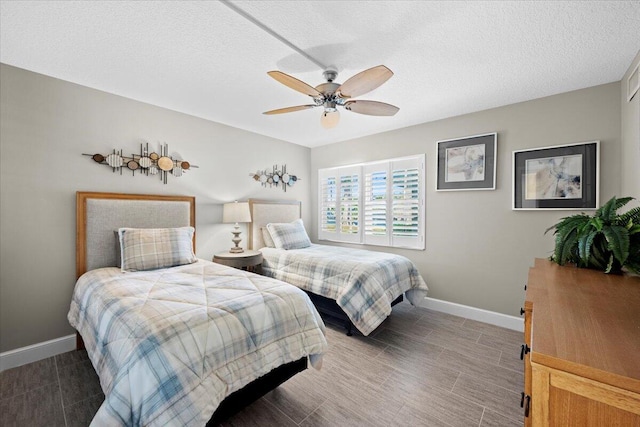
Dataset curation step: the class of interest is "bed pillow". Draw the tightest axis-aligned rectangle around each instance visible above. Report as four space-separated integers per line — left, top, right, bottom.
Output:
266 219 311 250
114 230 122 267
118 226 197 272
261 227 276 248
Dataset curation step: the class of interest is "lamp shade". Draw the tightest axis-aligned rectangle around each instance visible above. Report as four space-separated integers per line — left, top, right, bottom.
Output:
222 201 251 223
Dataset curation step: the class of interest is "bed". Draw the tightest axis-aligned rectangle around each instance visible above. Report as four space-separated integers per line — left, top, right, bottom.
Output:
248 199 428 336
70 192 328 426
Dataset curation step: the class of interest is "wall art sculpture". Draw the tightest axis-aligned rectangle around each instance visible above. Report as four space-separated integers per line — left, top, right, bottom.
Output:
250 165 299 192
83 143 197 184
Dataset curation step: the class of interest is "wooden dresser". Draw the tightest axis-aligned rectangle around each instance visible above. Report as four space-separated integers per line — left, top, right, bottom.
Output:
523 258 640 426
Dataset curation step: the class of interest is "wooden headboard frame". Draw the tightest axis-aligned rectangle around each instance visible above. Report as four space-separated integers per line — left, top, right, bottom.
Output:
76 192 196 279
247 199 302 250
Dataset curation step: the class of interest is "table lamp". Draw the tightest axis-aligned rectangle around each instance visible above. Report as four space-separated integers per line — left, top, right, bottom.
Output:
222 201 252 253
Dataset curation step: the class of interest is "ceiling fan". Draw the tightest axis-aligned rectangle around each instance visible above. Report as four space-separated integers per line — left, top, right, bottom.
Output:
263 65 399 129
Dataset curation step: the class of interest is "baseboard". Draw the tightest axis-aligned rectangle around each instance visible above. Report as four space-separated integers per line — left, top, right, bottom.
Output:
0 334 76 371
420 297 524 332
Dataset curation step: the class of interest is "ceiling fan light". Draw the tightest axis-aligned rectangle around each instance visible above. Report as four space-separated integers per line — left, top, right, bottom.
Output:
321 110 340 129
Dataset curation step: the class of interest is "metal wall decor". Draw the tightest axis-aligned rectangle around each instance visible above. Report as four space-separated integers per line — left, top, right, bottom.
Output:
250 165 300 192
83 143 197 184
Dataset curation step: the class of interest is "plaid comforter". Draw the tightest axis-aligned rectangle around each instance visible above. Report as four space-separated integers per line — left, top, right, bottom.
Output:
260 244 428 336
68 260 327 426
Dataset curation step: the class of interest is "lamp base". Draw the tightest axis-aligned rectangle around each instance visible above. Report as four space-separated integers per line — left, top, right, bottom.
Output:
230 226 244 253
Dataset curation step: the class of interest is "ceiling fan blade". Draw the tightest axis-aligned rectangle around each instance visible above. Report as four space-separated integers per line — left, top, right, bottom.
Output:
344 100 399 116
267 71 322 98
336 65 393 99
263 105 317 115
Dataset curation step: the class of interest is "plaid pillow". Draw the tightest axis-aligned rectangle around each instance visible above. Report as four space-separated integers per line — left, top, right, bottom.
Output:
261 227 276 248
118 227 197 272
266 219 311 250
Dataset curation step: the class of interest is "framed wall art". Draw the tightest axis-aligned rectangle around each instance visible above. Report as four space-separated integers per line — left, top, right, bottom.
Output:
436 133 497 191
512 141 599 210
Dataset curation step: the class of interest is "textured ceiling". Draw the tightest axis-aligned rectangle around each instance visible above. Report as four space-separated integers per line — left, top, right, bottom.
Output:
1 1 639 148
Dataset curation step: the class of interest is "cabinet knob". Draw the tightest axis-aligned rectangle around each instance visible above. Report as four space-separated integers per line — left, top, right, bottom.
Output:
524 284 527 290
524 395 531 417
520 344 530 360
520 307 525 315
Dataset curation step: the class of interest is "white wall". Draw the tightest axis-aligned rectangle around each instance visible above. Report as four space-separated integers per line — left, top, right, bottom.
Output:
310 83 622 317
0 64 311 352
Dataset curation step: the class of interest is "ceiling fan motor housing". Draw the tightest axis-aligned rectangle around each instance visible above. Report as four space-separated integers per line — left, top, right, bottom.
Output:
322 69 338 82
315 81 341 112
315 82 340 96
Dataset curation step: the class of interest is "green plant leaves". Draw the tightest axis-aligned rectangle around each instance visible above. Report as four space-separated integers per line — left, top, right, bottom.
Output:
578 230 597 265
547 214 590 265
547 196 639 274
545 214 589 236
614 197 634 210
602 225 629 265
626 240 640 274
589 217 604 231
555 228 578 265
605 254 616 274
588 239 608 270
617 206 640 227
596 197 616 222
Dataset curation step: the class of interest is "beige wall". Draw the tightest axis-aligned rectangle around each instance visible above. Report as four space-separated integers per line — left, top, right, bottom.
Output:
1 60 633 353
310 83 622 316
621 50 640 200
0 64 311 352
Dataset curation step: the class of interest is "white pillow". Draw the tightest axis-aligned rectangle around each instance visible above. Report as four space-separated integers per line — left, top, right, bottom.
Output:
118 227 197 272
261 227 276 248
266 219 311 250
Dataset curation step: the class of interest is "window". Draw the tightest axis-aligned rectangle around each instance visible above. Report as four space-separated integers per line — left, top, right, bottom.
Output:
318 154 425 249
320 176 336 234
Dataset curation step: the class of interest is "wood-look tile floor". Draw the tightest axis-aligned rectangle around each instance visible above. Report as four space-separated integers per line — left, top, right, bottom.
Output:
0 302 525 426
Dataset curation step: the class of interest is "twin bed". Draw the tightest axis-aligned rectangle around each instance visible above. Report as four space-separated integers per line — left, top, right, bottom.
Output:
70 192 427 425
71 192 327 426
247 199 428 336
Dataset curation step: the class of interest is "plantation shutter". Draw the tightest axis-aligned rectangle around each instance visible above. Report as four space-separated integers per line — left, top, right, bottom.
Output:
319 174 337 237
390 157 424 249
363 163 390 246
339 172 360 238
318 155 423 249
318 165 362 242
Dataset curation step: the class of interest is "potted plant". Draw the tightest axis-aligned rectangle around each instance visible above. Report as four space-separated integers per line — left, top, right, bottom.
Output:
545 196 640 274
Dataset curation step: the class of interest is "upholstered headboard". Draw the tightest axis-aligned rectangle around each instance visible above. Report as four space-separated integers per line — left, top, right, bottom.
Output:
248 199 302 250
76 192 195 278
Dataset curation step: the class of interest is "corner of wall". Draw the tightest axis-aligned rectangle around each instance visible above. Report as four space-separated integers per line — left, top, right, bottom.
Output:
621 50 640 200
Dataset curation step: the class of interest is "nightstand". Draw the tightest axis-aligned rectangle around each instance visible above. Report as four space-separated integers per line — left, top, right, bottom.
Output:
213 250 263 273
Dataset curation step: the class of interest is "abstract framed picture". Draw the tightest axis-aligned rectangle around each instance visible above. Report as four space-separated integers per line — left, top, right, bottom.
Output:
512 141 599 210
436 132 497 191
